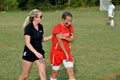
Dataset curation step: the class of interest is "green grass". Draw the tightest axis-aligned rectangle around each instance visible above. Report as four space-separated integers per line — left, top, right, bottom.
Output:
0 6 120 80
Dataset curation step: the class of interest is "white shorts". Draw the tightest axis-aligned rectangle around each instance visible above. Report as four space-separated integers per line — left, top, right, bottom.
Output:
108 11 114 17
52 60 74 70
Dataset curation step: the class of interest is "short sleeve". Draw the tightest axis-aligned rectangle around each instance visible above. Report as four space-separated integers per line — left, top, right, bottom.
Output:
24 25 31 36
53 25 61 35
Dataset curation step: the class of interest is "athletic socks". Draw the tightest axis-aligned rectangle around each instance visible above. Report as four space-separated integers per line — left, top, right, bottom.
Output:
69 79 76 80
50 77 57 80
110 20 114 27
50 77 76 80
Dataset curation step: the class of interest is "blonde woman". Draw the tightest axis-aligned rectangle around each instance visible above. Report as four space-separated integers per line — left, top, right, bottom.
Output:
19 9 52 80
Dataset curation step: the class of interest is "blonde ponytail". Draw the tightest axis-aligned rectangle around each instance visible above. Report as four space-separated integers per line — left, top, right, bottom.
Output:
23 16 30 29
22 9 42 29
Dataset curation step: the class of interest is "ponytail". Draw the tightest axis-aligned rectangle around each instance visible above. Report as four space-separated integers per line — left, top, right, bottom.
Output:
23 16 30 29
22 9 42 30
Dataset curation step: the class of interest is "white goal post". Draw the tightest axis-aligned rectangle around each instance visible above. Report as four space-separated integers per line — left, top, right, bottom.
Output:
100 0 111 11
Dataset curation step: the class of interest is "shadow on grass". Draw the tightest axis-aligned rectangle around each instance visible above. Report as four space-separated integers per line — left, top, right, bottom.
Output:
35 64 69 80
100 73 120 80
35 65 51 80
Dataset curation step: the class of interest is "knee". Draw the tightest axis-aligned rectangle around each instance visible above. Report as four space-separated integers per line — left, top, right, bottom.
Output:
52 70 58 77
50 70 59 79
39 71 46 79
67 68 74 75
18 73 29 80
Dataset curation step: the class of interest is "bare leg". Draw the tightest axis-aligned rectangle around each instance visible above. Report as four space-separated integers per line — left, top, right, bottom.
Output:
109 17 113 20
35 58 46 80
50 69 59 80
66 67 75 79
18 60 33 80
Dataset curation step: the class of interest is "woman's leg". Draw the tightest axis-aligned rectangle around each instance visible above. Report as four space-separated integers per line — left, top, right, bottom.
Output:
109 17 114 26
50 65 61 80
19 60 33 80
35 58 46 80
50 69 59 80
66 67 75 80
63 60 75 80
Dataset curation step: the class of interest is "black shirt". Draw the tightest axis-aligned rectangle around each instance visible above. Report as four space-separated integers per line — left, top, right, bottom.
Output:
23 23 44 55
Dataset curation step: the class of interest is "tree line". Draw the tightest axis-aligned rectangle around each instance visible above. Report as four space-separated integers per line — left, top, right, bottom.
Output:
0 0 120 11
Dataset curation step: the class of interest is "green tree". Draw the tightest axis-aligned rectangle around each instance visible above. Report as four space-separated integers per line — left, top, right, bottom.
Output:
0 0 5 10
113 0 120 5
87 0 96 6
4 0 18 10
0 0 18 11
25 0 52 10
17 0 28 10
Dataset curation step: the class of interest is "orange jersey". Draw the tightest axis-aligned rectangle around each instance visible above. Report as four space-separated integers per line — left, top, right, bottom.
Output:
51 23 74 51
50 23 74 66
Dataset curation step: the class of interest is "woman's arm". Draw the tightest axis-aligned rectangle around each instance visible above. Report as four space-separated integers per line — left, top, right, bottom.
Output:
24 35 43 58
56 34 69 61
58 33 74 43
42 35 52 42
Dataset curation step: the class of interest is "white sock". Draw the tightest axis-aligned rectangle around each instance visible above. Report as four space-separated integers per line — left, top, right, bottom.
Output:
50 77 57 80
69 79 76 80
110 20 114 26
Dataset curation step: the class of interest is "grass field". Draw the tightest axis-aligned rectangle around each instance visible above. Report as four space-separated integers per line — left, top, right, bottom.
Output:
0 6 120 80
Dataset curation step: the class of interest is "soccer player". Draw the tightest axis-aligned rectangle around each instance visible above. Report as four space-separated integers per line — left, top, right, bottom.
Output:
50 11 76 80
108 1 115 27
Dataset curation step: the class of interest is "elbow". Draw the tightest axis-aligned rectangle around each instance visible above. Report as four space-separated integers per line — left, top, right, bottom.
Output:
25 42 30 47
25 41 31 47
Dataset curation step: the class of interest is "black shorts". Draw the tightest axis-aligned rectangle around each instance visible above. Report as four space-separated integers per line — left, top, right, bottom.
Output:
22 51 45 62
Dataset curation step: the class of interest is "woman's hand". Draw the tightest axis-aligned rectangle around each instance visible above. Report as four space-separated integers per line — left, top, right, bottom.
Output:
42 35 52 42
57 33 74 42
35 52 43 59
35 53 45 64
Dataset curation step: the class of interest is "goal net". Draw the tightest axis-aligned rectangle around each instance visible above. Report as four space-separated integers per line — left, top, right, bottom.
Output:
100 0 111 11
